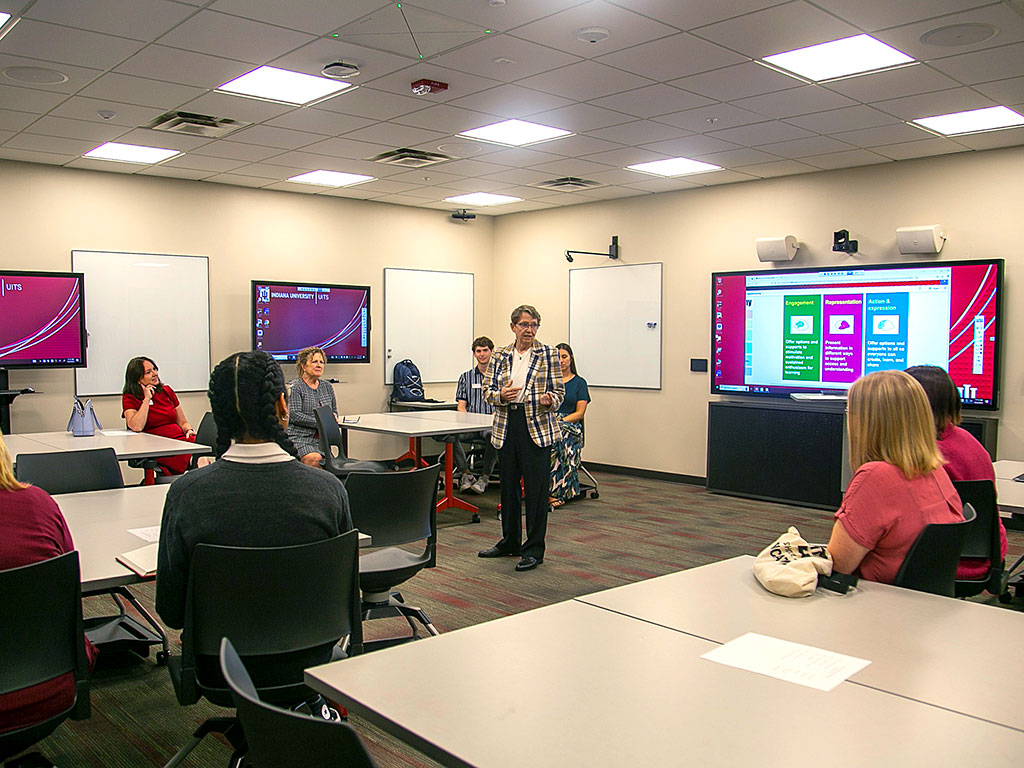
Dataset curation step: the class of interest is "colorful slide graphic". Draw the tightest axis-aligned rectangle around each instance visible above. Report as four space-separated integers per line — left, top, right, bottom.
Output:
822 294 863 384
864 293 908 372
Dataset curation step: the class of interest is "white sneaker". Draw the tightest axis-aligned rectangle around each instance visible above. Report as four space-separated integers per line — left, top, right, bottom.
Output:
459 473 476 491
470 477 488 494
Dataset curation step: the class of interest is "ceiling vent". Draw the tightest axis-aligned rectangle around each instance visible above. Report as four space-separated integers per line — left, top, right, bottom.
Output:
533 176 603 192
146 111 250 138
368 147 451 168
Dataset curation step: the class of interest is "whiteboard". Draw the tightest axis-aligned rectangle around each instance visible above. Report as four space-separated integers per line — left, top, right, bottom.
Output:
72 250 211 396
384 268 473 384
569 262 662 389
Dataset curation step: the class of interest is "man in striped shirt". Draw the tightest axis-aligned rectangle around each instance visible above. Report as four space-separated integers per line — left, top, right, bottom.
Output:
443 336 497 494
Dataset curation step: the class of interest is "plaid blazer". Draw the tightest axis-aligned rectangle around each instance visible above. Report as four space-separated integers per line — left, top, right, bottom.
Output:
483 341 565 449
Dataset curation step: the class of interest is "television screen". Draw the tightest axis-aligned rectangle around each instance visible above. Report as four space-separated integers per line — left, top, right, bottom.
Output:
0 270 87 368
711 259 1003 409
251 280 370 364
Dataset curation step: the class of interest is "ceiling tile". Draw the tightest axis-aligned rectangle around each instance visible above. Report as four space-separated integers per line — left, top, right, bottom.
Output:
298 136 393 160
210 0 386 35
596 33 746 81
694 1 859 59
191 141 285 162
433 157 513 177
928 42 1024 85
947 124 1024 150
623 175 702 192
137 165 214 180
669 62 798 101
586 119 688 145
0 53 103 95
203 173 274 187
527 103 633 133
26 0 197 41
227 124 328 149
830 123 926 147
432 33 581 83
973 76 1024 105
755 135 854 158
156 10 316 64
115 45 252 90
536 133 624 157
0 82 68 114
260 180 321 194
692 146 783 166
518 60 655 102
707 120 814 145
523 157 615 176
26 115 126 142
267 152 392 178
0 147 76 164
443 177 510 193
872 86 995 120
264 107 376 136
607 0 789 32
161 153 249 173
802 149 890 170
447 84 573 118
0 130 14 144
786 105 897 133
740 158 819 177
383 168 464 185
873 5 1024 62
581 147 669 168
823 65 959 103
314 86 426 120
80 72 204 111
509 1 679 56
5 133 97 155
360 62 503 104
343 121 447 148
479 167 554 185
114 127 214 151
65 157 145 173
0 109 36 132
0 19 146 70
232 161 308 179
47 97 165 128
571 185 648 201
411 0 584 31
390 104 499 134
584 167 661 184
178 92 295 123
870 136 970 160
732 85 857 119
640 133 742 155
271 38 414 82
808 0 990 32
689 168 759 185
590 84 714 118
655 103 766 132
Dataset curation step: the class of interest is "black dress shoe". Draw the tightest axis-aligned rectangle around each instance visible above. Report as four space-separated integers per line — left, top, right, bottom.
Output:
515 556 542 571
478 545 517 558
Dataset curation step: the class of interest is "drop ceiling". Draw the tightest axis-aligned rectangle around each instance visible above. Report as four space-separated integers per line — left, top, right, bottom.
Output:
1 0 1022 215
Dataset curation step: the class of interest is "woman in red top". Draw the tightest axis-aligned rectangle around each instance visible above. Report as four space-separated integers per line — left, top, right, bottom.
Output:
827 370 963 584
0 431 97 734
121 356 197 476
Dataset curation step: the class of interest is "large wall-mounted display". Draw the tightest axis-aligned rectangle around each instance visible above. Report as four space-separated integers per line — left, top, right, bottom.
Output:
0 269 87 369
251 280 370 364
711 259 1003 409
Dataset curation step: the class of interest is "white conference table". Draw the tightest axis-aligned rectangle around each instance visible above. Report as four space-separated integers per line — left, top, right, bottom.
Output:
994 460 1024 522
306 598 1024 768
343 411 493 522
576 555 1024 732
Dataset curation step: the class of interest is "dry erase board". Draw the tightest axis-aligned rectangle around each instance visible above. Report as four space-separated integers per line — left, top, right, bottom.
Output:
569 262 662 389
384 268 473 384
72 250 211 396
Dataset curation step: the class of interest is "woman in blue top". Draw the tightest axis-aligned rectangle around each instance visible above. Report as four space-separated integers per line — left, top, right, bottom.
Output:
549 343 590 506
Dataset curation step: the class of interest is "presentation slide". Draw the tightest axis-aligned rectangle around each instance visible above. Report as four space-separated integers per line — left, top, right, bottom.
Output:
252 282 369 363
713 260 1001 407
0 273 85 366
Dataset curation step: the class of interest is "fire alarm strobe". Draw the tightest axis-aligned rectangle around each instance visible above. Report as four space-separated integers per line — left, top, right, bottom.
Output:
411 79 448 95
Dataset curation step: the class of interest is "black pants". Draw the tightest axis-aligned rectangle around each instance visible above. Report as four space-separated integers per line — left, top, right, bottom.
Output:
497 409 550 560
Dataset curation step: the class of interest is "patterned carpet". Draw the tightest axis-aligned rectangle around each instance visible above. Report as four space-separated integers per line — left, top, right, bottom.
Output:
27 471 1024 767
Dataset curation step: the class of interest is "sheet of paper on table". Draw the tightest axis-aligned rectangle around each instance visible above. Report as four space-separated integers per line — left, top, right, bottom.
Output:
701 632 870 692
128 525 161 542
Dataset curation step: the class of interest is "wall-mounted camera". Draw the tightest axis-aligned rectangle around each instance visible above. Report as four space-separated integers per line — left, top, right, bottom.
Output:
451 209 475 221
833 229 858 254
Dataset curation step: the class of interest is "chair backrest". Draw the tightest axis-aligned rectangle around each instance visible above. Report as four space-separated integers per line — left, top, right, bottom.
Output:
219 638 378 768
314 405 348 461
194 411 218 451
893 503 976 597
951 480 1000 561
0 551 89 719
179 531 362 699
16 447 123 494
345 464 439 559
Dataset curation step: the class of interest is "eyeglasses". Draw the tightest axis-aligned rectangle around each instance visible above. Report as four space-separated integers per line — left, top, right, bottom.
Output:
515 322 540 330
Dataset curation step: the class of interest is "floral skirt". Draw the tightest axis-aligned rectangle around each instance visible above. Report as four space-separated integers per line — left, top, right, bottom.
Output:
550 421 583 502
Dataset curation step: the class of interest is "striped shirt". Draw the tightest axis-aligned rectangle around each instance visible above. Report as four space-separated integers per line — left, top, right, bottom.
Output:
455 366 493 415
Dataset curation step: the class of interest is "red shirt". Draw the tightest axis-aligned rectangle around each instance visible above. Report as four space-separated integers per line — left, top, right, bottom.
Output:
835 461 963 584
122 385 194 475
0 485 97 733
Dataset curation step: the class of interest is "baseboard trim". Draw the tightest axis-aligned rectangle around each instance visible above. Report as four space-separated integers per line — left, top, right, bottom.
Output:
584 462 705 486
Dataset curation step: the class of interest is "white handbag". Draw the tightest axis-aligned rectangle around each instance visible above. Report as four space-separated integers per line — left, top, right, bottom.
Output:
753 526 833 598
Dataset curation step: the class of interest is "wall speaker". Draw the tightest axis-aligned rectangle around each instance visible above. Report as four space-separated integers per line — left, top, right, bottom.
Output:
896 224 945 254
756 235 799 262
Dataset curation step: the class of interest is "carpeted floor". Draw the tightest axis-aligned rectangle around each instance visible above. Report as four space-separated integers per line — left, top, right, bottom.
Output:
26 471 1024 767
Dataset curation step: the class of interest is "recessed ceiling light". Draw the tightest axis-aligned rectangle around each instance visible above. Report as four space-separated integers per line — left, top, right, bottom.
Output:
911 105 1024 135
626 157 722 177
288 170 375 186
83 142 181 164
444 192 522 206
763 34 914 82
217 66 354 106
458 119 572 147
0 12 12 27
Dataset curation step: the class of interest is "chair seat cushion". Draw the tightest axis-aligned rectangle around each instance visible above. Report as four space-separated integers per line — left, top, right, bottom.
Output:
323 458 389 475
359 547 430 592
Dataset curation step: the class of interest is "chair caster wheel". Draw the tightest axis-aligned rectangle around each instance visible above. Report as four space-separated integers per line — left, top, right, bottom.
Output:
589 491 600 499
472 513 480 523
156 650 169 666
998 591 1013 604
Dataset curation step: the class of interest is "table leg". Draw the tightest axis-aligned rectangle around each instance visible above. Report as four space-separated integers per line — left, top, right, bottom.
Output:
395 437 430 467
436 441 480 523
143 467 155 485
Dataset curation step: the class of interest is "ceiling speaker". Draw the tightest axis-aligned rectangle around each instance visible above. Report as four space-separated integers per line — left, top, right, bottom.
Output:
896 225 945 254
755 235 799 262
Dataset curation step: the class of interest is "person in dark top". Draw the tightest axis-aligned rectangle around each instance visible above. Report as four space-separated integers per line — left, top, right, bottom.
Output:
0 431 98 734
549 343 590 507
121 356 198 476
156 351 353 682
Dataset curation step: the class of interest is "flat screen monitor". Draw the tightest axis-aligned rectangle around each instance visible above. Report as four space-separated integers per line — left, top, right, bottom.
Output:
711 259 1003 409
0 270 87 368
251 280 370 364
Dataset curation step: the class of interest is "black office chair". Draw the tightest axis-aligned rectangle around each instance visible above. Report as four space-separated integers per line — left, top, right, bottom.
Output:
0 552 90 768
219 638 378 768
186 412 218 470
345 464 441 652
892 503 976 597
314 406 390 479
951 480 1007 599
16 447 124 494
15 448 167 663
164 531 362 768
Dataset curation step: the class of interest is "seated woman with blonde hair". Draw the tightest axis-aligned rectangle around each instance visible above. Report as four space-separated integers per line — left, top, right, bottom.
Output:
286 346 338 468
827 369 963 583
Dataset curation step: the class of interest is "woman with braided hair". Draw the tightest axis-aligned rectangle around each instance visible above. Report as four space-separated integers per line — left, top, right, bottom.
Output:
155 351 353 656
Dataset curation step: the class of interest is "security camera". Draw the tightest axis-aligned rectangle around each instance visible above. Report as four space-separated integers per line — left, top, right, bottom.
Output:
565 250 574 263
451 209 475 221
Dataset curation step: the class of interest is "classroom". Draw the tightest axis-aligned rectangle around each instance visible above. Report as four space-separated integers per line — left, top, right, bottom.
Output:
2 1 1024 766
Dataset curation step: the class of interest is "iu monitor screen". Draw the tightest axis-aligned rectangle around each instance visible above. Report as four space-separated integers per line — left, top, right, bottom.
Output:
0 270 87 368
251 281 370 364
711 259 1003 408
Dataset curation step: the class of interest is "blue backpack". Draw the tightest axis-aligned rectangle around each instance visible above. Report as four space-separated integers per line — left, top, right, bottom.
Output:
392 359 425 402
